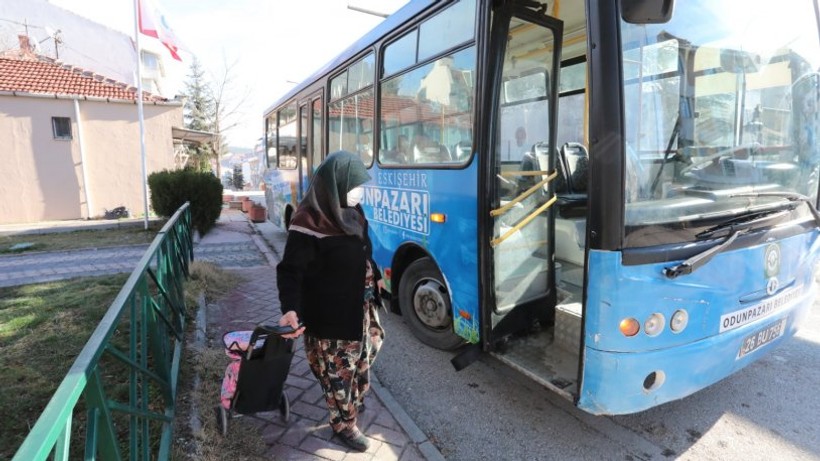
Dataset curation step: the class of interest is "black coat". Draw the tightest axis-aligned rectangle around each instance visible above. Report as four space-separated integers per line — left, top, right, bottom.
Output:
277 208 381 341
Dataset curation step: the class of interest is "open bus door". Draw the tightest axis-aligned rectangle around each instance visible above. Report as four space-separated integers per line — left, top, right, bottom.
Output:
484 3 579 397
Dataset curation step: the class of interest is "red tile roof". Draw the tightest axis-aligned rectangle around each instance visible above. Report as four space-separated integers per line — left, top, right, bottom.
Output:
0 57 167 102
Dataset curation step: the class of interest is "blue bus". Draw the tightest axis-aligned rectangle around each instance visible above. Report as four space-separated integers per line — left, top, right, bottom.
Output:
262 0 820 415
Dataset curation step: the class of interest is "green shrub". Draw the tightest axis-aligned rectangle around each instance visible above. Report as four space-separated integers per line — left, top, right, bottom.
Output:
148 168 223 235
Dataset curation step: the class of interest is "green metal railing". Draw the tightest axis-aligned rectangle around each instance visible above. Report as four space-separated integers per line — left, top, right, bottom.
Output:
13 203 194 461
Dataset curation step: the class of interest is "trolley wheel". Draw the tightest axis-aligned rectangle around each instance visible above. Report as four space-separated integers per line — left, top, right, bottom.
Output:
279 391 290 423
399 257 465 350
214 405 228 436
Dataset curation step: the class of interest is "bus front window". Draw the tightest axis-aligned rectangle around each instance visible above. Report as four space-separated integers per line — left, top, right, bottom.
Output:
620 0 820 246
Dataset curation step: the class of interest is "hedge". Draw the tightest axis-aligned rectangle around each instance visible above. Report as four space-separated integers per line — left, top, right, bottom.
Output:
148 168 223 235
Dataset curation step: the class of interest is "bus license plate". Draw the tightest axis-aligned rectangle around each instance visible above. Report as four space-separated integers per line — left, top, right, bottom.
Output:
737 318 788 359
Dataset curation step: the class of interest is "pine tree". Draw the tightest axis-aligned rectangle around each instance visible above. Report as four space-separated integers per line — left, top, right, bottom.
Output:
182 57 216 172
232 164 245 191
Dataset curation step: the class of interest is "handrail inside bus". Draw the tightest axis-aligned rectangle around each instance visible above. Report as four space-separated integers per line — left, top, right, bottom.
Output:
491 195 557 247
499 170 551 178
490 170 557 217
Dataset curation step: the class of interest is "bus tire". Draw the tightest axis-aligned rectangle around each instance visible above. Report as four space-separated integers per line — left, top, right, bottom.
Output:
399 257 464 351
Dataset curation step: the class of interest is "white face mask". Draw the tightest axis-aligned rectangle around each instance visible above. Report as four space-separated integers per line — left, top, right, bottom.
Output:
346 186 364 207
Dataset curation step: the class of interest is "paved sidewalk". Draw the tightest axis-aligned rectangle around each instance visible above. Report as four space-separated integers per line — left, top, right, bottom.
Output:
201 209 444 460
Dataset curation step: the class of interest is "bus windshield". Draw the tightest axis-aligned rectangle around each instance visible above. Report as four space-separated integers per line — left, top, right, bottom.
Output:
621 0 820 245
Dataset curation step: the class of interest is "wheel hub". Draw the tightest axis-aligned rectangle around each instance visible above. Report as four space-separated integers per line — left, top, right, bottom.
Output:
413 279 449 328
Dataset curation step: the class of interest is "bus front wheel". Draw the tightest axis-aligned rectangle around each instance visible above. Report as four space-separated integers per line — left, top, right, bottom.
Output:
399 257 464 351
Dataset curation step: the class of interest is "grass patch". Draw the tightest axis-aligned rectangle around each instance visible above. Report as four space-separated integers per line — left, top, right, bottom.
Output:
0 258 258 459
184 260 243 306
173 262 271 460
172 349 270 460
0 221 164 254
0 274 129 459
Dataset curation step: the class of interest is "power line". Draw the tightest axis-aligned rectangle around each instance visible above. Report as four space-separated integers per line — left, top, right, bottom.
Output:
0 17 45 28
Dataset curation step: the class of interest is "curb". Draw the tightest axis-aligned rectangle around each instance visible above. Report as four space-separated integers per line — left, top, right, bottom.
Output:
0 243 150 259
0 217 164 236
370 374 446 461
189 293 208 437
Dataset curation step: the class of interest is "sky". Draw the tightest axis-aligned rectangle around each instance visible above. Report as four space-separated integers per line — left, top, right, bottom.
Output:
50 0 410 148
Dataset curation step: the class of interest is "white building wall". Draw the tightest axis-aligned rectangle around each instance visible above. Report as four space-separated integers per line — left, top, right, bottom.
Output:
0 94 183 223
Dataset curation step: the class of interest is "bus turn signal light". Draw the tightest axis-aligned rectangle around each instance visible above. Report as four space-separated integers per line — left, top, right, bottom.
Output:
430 213 446 223
619 318 640 337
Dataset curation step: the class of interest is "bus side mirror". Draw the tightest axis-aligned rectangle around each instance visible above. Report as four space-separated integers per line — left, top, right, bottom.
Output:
620 0 675 24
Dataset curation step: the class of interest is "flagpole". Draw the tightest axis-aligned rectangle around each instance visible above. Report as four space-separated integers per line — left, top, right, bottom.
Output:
133 0 150 230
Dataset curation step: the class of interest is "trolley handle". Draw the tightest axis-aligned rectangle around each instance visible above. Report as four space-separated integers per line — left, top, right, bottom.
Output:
258 323 303 337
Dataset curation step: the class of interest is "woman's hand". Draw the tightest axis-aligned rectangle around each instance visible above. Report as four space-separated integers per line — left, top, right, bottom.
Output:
377 279 386 293
278 311 305 339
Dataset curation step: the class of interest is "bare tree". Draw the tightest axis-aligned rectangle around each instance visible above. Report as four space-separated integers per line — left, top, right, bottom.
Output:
181 53 250 178
209 54 251 180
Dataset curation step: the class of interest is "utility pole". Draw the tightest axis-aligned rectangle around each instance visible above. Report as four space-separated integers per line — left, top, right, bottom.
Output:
346 3 389 18
52 31 61 59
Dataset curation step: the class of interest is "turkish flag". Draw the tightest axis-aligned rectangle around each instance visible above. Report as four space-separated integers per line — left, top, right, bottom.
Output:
137 0 182 61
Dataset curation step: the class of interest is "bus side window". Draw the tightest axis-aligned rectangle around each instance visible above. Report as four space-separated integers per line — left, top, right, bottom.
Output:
378 46 476 168
328 53 375 166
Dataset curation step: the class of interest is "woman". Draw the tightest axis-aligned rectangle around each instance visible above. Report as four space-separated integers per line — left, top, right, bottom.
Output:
277 151 384 452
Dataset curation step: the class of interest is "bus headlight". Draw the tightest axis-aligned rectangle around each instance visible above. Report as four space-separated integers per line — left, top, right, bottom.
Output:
644 313 665 336
670 309 689 333
619 318 640 337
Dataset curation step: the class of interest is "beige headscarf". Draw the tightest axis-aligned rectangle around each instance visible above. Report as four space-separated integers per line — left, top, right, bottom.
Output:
289 151 371 238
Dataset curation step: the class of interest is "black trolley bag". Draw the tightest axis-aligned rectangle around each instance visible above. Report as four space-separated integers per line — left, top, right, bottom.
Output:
215 324 297 436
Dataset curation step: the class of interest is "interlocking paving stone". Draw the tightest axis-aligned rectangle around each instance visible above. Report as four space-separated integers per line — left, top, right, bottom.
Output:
194 242 267 268
0 239 268 287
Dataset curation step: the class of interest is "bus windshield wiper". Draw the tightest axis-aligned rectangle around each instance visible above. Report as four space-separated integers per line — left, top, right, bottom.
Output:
666 207 792 278
664 227 746 279
695 208 792 240
729 191 820 227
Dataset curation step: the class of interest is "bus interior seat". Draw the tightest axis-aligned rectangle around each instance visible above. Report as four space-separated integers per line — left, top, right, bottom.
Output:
455 141 472 160
415 144 451 163
563 142 589 192
381 148 407 165
554 142 589 218
439 144 453 161
515 144 541 195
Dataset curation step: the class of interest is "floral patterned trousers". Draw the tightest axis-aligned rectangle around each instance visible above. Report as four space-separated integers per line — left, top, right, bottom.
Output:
303 262 385 433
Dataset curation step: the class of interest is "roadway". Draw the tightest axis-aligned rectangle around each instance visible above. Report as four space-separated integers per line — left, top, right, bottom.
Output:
374 291 820 460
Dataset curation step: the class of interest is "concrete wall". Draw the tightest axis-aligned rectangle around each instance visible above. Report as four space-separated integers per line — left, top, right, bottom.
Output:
0 94 182 223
